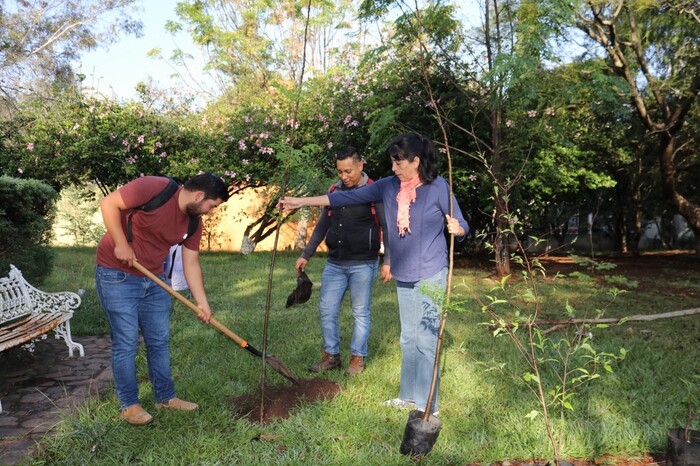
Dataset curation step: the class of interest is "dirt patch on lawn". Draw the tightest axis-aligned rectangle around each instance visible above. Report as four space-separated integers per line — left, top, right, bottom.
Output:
483 454 666 466
459 250 699 297
230 377 341 424
538 250 700 297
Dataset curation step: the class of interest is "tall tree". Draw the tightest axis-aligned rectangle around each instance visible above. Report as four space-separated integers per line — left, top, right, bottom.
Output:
169 0 359 251
0 0 142 110
574 0 700 254
169 0 355 91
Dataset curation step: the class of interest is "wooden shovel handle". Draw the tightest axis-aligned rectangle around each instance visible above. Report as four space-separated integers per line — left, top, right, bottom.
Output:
131 260 248 348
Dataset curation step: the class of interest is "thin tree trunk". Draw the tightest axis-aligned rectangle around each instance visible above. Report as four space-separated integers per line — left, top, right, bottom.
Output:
294 213 309 250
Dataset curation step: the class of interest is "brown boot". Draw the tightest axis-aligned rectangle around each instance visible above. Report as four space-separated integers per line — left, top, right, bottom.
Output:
308 350 341 372
156 397 198 411
345 355 364 376
121 404 153 426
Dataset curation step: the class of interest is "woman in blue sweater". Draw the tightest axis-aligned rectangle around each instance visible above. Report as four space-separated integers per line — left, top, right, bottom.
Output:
279 134 469 415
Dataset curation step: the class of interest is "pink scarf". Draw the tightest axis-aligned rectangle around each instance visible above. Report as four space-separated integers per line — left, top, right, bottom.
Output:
396 175 421 237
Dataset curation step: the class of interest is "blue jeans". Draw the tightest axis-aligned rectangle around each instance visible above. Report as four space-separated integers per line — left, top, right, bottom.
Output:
95 265 176 409
318 259 378 357
396 267 447 414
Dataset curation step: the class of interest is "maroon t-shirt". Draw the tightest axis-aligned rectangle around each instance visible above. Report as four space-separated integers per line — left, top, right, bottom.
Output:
96 177 202 277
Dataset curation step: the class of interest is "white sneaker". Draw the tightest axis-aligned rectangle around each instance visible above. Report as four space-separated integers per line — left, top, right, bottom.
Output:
383 398 416 410
418 406 439 416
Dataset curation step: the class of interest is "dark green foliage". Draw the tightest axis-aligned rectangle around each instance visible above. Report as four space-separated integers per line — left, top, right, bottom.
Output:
0 176 57 283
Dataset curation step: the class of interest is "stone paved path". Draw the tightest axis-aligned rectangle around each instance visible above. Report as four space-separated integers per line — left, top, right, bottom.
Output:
0 335 113 465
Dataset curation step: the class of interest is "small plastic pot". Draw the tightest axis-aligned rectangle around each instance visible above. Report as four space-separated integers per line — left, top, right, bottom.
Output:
399 409 442 456
667 428 700 466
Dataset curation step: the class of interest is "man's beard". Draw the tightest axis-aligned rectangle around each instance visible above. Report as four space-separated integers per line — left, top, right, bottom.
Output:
185 202 204 217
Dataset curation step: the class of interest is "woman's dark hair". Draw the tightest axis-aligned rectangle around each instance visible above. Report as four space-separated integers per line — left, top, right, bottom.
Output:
184 173 230 202
385 134 439 183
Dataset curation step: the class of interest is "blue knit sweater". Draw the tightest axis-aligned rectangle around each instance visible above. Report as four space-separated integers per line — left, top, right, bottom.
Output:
329 176 469 282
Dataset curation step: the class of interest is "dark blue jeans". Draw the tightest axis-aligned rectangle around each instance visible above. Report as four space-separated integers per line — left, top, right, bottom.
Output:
95 265 175 409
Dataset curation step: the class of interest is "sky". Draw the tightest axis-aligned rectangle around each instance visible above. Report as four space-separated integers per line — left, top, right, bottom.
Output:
75 1 209 101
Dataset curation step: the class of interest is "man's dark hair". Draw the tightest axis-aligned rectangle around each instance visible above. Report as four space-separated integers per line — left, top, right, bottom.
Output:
184 173 230 202
335 146 362 163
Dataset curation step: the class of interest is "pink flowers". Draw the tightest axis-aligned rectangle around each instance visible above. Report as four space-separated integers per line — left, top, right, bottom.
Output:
26 143 34 151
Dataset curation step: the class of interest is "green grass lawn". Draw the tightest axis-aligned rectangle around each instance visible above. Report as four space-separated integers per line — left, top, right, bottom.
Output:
31 247 700 465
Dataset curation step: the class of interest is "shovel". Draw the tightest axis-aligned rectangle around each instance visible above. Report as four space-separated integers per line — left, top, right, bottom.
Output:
132 260 298 385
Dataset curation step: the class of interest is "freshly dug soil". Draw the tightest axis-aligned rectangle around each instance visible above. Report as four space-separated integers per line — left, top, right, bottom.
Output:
485 456 665 466
230 377 341 424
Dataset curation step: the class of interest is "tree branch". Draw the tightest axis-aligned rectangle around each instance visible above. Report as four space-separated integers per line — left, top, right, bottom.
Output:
488 308 700 335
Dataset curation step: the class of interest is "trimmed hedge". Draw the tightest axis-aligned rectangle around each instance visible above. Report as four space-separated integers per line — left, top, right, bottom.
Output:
0 176 57 283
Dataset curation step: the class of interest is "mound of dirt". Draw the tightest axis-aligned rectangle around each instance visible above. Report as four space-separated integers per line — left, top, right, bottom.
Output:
230 377 341 424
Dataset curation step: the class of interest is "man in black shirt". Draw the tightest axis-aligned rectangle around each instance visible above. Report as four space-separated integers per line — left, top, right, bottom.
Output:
295 147 389 375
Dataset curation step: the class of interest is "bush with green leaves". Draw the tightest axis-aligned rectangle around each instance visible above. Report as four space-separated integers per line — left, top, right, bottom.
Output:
55 183 105 246
464 204 630 463
0 176 57 283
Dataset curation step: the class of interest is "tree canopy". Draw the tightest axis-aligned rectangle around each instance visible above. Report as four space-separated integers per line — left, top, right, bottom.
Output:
0 0 697 260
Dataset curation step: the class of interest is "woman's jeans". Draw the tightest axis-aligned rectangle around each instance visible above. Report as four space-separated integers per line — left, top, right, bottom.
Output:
396 267 447 414
318 259 379 357
95 265 175 409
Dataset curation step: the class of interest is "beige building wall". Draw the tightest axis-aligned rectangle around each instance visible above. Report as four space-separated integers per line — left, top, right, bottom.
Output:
213 188 308 252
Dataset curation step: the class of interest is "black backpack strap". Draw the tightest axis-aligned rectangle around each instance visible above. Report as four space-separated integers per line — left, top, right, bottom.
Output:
126 177 179 243
167 216 200 279
185 216 200 243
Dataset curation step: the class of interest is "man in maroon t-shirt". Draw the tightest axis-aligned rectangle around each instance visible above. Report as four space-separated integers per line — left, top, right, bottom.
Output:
95 173 229 426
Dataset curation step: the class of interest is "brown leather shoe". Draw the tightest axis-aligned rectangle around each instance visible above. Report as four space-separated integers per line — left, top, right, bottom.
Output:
308 350 341 372
121 404 153 426
345 355 364 376
156 397 198 411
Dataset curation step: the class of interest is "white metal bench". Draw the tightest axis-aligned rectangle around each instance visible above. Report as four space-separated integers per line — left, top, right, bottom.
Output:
0 264 84 413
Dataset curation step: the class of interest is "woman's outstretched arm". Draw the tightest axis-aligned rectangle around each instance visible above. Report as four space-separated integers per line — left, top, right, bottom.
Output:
277 195 330 211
